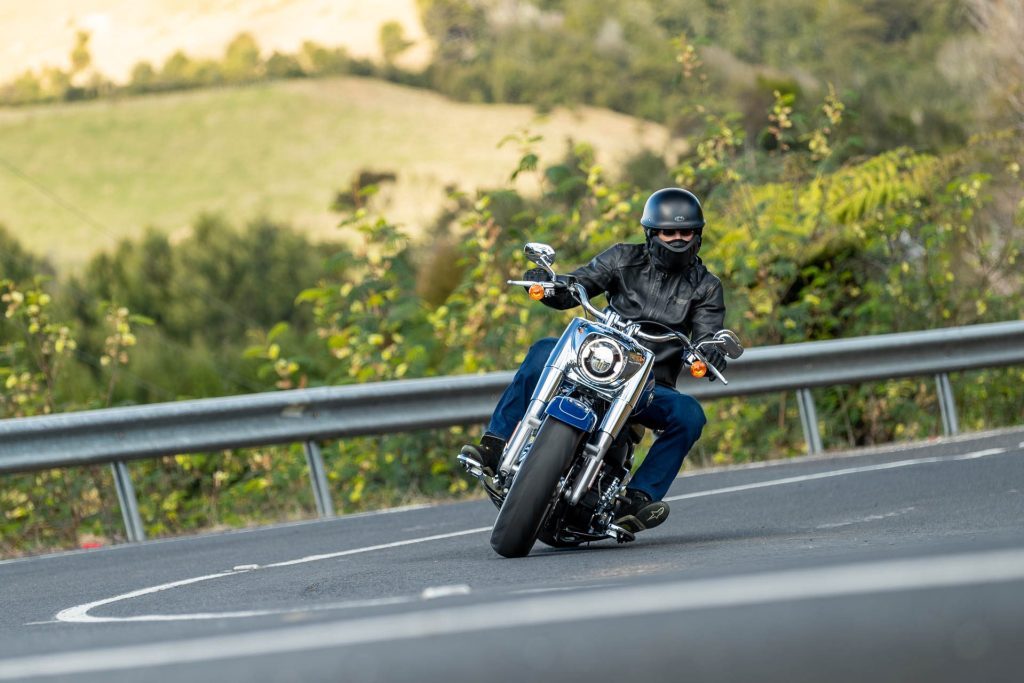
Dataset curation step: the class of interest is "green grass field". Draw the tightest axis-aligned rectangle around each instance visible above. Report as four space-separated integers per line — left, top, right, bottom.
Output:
0 76 671 269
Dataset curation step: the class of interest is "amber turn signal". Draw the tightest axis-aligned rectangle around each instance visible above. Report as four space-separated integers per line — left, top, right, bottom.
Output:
690 360 707 378
529 283 546 300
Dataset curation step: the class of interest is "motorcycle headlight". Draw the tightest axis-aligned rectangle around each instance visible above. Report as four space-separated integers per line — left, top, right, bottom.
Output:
578 336 625 384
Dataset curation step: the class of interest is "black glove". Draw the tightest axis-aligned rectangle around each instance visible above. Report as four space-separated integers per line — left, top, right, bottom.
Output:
523 267 551 282
704 347 727 382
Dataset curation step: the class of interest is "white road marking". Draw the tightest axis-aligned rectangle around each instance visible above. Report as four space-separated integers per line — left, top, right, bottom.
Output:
55 570 241 623
260 526 492 569
816 506 916 530
47 445 1014 625
64 596 415 623
420 585 472 599
54 527 491 624
665 448 1007 503
7 547 1024 680
512 583 612 595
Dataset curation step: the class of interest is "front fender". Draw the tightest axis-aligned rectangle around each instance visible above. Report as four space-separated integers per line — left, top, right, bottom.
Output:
545 396 597 433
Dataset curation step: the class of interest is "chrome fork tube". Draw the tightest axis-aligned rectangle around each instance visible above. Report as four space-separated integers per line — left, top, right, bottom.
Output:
498 365 564 476
567 396 633 505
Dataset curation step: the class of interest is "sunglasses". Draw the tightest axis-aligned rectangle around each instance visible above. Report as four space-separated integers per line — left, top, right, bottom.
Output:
656 228 697 238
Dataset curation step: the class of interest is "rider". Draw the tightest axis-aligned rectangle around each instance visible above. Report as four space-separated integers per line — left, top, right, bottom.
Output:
461 188 727 535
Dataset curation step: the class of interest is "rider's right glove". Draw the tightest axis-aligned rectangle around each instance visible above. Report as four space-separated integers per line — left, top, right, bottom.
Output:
523 267 552 282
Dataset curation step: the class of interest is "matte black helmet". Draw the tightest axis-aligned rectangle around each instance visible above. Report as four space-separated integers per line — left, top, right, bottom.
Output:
640 187 705 231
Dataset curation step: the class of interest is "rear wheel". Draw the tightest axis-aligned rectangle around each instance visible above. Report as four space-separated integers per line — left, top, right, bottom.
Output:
490 418 582 558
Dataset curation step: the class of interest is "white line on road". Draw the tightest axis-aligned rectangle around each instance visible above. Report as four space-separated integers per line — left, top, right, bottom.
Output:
48 445 1013 625
7 547 1024 680
665 448 1007 502
54 527 491 624
815 506 916 530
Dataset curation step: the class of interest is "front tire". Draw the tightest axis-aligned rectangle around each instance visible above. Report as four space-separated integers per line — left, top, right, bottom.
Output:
490 418 582 558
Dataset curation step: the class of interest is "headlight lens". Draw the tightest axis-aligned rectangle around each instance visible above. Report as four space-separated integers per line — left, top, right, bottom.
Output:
578 337 625 384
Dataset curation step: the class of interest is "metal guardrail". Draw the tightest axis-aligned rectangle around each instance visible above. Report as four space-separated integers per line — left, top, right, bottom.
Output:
2 320 1023 542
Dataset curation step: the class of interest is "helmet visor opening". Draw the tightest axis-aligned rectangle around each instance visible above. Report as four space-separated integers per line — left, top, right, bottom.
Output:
652 227 699 238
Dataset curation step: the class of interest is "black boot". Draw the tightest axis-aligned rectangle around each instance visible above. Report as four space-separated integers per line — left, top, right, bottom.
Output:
459 433 506 475
614 489 670 534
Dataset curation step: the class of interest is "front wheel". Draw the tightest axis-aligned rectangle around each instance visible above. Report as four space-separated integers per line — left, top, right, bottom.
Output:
490 417 583 558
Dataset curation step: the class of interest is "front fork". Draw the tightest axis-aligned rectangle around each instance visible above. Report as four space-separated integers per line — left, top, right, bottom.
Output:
564 395 635 505
497 362 566 477
498 348 652 511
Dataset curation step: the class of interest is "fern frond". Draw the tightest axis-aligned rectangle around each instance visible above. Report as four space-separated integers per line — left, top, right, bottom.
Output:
826 149 942 224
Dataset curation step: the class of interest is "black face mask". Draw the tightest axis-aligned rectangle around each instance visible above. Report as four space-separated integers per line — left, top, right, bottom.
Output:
647 233 701 272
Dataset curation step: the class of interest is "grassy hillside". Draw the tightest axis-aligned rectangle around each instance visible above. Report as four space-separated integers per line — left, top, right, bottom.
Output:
0 0 431 84
0 76 671 268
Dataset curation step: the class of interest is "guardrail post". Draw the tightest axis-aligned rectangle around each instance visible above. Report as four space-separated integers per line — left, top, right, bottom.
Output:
796 388 823 455
110 461 146 542
935 373 960 436
303 440 335 518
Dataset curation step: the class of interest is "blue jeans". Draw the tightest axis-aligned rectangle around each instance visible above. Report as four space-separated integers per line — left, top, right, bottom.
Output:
487 337 707 501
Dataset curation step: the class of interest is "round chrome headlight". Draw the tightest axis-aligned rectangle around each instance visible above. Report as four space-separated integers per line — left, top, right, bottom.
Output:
578 337 625 384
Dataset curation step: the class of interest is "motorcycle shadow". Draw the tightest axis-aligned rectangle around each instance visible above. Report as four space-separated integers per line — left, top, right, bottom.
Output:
531 526 799 555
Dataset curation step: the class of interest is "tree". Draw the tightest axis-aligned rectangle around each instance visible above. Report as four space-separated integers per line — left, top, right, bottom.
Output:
380 21 413 66
222 33 263 83
70 31 92 80
966 0 1024 127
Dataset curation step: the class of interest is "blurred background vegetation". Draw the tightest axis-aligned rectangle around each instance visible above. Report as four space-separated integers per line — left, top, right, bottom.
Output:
1 0 1021 557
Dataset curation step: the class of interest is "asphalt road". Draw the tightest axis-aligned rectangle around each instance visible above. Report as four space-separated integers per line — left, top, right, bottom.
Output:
1 427 1022 682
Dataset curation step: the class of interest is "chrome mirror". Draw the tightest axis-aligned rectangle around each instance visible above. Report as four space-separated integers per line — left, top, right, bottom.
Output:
714 329 744 359
524 243 556 269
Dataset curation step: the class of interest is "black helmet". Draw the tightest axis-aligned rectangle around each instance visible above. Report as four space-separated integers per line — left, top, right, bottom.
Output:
640 188 705 231
641 188 705 272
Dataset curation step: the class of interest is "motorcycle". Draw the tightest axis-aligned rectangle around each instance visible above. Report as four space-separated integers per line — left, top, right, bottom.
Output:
459 242 744 557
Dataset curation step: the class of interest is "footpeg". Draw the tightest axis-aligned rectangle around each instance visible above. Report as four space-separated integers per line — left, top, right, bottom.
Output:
458 453 505 509
457 452 485 478
607 523 636 544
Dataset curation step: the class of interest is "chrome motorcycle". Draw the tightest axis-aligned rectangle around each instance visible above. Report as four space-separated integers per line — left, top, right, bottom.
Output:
459 243 743 557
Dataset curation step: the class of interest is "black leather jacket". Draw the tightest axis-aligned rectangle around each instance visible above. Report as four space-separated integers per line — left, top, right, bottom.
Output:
542 243 726 387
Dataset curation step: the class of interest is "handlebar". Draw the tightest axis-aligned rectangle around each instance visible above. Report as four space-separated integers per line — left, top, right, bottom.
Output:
505 277 729 384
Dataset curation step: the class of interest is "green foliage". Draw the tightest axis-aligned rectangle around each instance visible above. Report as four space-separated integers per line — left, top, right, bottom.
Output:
380 21 414 66
1 278 77 416
69 31 92 76
73 215 337 353
0 466 122 557
0 275 152 555
412 0 978 150
222 33 263 83
0 225 54 283
0 214 348 555
135 447 315 537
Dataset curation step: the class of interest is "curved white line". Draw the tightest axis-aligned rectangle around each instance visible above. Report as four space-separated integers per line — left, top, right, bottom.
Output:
9 548 1024 679
55 527 491 623
51 445 1012 624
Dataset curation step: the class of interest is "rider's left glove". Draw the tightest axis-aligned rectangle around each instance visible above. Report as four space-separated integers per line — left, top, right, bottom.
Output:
704 347 727 382
523 267 551 282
